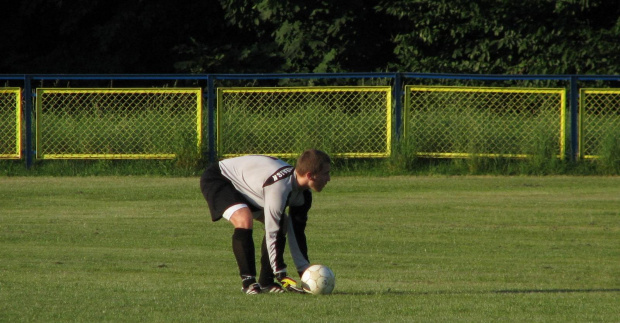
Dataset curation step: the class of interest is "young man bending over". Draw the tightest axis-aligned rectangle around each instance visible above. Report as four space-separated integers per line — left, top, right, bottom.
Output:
200 149 331 294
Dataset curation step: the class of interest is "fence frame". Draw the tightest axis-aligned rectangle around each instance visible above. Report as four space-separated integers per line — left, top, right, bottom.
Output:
403 85 567 159
216 86 392 158
578 88 620 160
35 87 203 159
2 73 620 168
0 88 22 159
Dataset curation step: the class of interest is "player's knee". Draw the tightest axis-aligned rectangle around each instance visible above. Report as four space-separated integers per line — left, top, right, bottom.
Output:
229 208 254 229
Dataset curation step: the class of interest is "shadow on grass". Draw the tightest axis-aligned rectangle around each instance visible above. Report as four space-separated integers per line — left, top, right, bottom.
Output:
493 288 620 294
334 288 620 296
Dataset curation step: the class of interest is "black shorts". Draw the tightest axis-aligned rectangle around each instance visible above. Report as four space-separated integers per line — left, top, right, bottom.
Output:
199 164 257 222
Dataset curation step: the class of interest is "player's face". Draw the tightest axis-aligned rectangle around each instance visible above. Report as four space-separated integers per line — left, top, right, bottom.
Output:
309 163 331 192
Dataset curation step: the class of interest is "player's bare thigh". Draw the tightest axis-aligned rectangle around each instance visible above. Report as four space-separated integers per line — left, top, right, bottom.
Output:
225 204 265 229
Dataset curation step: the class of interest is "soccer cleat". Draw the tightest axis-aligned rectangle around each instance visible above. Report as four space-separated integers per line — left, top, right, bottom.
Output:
282 283 306 294
261 284 285 293
242 283 262 295
278 276 306 294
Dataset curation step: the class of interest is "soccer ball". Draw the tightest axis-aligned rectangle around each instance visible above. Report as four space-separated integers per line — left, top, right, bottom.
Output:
301 264 335 295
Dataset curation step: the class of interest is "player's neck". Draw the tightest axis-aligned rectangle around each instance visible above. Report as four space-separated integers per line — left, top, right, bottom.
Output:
295 171 311 190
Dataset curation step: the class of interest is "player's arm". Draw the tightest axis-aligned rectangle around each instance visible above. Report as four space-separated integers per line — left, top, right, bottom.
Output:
262 186 290 275
288 189 312 276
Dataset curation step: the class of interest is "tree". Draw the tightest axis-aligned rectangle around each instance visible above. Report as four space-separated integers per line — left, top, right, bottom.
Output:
218 0 396 73
376 0 620 74
0 0 243 73
2 0 620 74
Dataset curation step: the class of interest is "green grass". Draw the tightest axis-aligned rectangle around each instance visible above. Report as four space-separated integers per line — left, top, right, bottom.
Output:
1 176 619 322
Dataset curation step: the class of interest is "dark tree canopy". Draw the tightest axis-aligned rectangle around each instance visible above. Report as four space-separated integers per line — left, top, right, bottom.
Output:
1 0 618 74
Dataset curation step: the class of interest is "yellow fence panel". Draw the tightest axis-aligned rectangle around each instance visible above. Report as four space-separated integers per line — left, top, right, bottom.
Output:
579 89 620 159
217 87 392 158
405 86 566 158
36 88 202 159
0 88 21 159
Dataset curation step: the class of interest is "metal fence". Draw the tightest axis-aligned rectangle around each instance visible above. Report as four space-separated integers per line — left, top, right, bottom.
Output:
405 86 566 158
35 88 202 159
579 89 620 159
1 73 619 168
217 87 391 158
0 88 21 159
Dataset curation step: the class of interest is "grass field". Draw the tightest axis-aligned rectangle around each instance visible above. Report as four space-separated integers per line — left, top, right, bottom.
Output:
1 176 618 322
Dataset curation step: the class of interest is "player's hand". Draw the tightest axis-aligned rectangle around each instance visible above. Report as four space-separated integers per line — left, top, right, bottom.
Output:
276 272 306 294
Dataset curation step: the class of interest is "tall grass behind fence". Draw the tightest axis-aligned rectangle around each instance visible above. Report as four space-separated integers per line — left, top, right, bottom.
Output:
35 88 202 159
404 86 566 159
0 88 21 159
580 89 620 162
217 87 392 158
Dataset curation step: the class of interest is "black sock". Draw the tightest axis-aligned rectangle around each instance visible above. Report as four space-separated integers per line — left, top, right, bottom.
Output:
232 228 256 283
241 275 256 289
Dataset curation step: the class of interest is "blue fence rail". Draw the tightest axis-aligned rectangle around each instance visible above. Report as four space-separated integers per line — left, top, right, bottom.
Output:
2 73 620 168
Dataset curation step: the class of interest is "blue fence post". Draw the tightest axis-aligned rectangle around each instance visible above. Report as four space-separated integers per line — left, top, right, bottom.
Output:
393 73 403 143
569 76 579 162
207 75 216 163
23 75 34 168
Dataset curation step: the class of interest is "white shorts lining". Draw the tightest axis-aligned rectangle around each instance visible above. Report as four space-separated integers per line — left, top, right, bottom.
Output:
222 203 249 221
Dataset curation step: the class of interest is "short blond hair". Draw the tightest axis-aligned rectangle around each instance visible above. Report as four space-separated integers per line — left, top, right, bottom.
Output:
296 149 331 175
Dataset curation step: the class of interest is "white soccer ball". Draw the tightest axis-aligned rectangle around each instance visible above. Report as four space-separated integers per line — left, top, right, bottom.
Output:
301 264 335 295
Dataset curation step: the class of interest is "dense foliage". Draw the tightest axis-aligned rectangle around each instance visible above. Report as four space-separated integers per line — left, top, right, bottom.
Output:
1 0 619 74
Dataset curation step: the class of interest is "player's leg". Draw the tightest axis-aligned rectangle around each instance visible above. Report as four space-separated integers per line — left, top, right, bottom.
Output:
256 216 304 293
227 205 254 229
258 235 283 292
200 166 260 294
250 212 277 290
226 206 262 294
